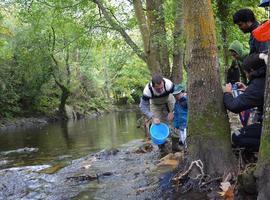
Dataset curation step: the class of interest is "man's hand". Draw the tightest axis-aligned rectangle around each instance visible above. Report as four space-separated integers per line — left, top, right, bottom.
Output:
235 82 247 92
179 92 187 99
167 112 174 121
225 83 232 93
152 117 160 124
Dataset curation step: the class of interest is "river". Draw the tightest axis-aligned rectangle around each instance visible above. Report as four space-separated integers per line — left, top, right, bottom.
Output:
0 111 207 200
0 111 145 169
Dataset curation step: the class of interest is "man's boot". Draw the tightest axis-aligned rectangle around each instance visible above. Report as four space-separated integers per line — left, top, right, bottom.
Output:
171 137 180 152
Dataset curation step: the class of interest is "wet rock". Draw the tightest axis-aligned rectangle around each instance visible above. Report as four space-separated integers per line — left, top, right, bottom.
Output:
39 163 66 174
66 174 98 182
97 148 120 158
65 105 77 120
157 152 184 169
134 142 153 154
0 160 9 166
0 140 171 200
80 156 97 169
1 147 39 155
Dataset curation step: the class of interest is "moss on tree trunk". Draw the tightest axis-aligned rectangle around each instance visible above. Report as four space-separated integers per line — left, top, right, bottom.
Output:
183 0 237 176
255 48 270 200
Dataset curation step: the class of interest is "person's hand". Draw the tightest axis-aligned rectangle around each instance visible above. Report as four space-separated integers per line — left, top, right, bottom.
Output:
225 83 232 93
179 92 187 98
152 117 160 124
167 112 174 121
235 82 247 92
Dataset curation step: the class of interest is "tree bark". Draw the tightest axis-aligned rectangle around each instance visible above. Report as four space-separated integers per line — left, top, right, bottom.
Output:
133 0 160 74
183 0 236 175
49 27 71 118
152 0 170 77
255 47 270 200
171 0 184 84
133 0 150 55
146 0 163 75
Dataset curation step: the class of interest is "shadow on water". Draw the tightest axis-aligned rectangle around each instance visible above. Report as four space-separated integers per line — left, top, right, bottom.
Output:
0 111 145 169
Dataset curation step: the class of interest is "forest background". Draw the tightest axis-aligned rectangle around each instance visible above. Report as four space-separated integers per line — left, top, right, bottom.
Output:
0 0 268 119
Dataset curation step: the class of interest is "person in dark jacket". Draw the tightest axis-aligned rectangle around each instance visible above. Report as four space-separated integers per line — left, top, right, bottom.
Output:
226 64 240 84
233 8 269 54
223 53 266 152
227 40 249 84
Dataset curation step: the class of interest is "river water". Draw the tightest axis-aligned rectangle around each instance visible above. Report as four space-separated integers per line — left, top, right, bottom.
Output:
0 111 145 169
0 111 209 200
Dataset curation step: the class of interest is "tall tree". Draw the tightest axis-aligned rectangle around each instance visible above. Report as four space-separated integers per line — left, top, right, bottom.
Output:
49 26 71 118
255 48 270 200
183 0 236 175
171 0 184 83
93 0 185 79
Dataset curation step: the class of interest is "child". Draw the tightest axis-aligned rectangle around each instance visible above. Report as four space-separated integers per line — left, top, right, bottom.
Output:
172 84 188 150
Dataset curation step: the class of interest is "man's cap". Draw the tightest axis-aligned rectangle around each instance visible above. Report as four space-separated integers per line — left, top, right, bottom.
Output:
243 53 266 72
259 0 270 7
173 84 185 95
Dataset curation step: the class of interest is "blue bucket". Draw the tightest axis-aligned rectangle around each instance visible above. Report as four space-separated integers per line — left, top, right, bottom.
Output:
150 123 169 145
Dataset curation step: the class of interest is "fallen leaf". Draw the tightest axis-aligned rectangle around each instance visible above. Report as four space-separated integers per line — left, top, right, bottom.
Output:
218 181 234 200
220 181 231 192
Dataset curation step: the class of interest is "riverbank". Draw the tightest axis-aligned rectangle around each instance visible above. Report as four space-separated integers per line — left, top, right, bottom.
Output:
0 104 139 132
0 140 182 199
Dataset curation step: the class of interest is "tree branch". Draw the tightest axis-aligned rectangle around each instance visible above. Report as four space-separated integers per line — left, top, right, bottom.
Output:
92 0 147 62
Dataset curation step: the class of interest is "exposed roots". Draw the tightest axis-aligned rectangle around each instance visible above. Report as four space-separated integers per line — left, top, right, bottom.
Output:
171 159 222 194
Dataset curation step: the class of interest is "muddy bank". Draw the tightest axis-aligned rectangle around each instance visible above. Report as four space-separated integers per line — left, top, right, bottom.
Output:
0 117 54 132
0 113 100 132
0 105 139 132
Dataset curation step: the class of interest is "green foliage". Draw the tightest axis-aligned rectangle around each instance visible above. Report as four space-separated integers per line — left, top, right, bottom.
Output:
111 55 150 104
0 61 21 118
0 0 268 118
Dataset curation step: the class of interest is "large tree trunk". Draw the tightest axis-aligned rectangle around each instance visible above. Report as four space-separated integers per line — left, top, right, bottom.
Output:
146 0 164 75
171 0 184 84
133 0 161 74
152 0 170 77
255 48 270 200
183 0 236 175
58 86 70 116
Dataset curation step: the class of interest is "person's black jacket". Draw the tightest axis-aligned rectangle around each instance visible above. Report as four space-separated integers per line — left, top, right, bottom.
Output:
223 67 266 114
226 63 240 84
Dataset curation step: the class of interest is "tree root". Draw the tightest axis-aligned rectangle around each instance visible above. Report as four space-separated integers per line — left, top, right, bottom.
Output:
171 159 223 194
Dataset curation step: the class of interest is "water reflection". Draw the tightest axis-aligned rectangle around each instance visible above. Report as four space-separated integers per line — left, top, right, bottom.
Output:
0 111 145 169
